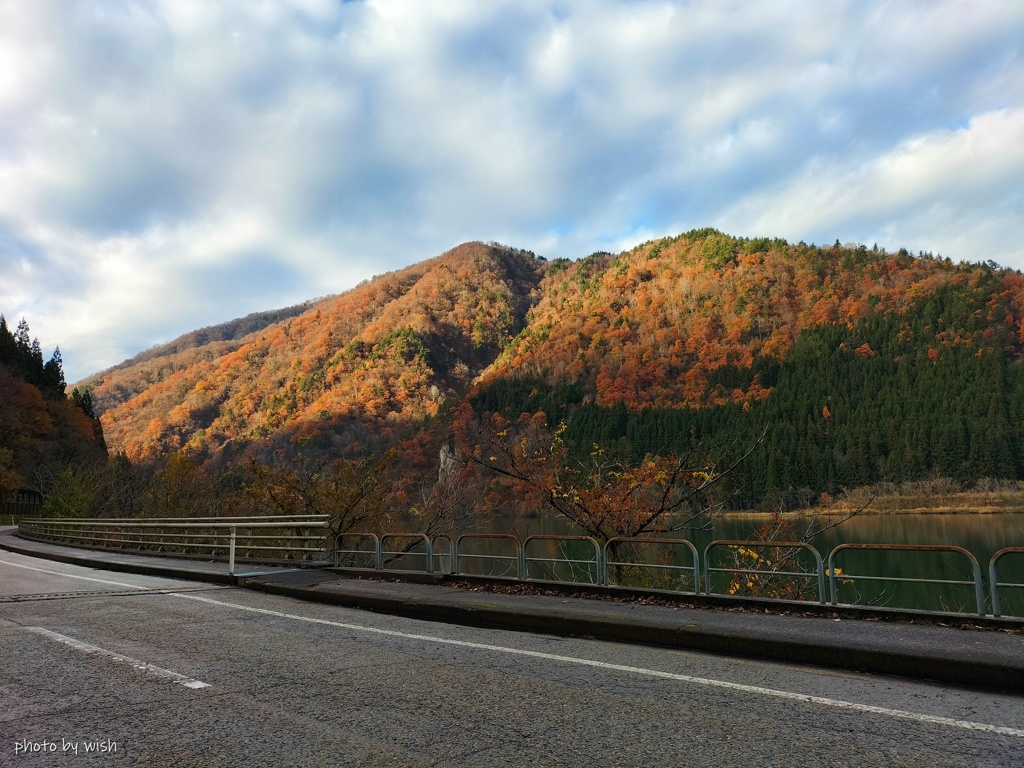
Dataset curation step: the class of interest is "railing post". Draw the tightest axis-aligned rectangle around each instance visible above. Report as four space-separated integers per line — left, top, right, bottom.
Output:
970 557 985 618
828 550 839 605
990 558 1001 617
987 548 1024 618
703 545 712 596
229 526 237 576
602 542 610 587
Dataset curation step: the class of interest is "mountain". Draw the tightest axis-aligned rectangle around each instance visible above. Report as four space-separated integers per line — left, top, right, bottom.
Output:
479 231 968 406
80 300 331 415
89 242 545 462
84 231 1024 507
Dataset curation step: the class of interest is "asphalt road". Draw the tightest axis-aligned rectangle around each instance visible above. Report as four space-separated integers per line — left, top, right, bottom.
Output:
2 551 1022 767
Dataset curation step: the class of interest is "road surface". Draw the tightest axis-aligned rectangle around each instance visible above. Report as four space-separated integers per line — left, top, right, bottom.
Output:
1 550 1021 767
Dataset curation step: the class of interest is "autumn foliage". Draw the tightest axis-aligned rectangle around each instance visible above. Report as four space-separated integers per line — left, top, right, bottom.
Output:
90 242 544 462
454 404 747 544
0 316 106 508
69 230 1024 513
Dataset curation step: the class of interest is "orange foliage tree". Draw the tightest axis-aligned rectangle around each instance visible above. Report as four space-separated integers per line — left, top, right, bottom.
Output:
242 451 401 536
455 405 761 546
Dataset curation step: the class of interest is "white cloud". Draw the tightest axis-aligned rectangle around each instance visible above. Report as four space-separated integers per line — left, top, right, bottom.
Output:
0 0 1022 379
715 108 1024 260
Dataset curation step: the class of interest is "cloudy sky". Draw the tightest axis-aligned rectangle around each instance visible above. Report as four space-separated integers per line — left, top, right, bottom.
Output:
2 0 1022 381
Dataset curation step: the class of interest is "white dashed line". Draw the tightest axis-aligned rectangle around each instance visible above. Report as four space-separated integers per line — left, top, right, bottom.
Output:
23 626 210 689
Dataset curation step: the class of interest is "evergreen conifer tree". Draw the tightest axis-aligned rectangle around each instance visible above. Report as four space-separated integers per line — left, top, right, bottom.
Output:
41 347 66 400
0 316 18 367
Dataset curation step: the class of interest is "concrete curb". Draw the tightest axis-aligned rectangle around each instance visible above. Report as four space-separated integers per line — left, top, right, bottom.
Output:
332 567 1024 631
241 575 1024 693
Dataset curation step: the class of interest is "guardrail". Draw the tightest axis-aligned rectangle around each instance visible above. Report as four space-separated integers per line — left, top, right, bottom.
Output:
828 543 986 616
15 519 1024 618
18 516 331 573
704 539 826 603
332 531 1023 618
524 535 601 583
335 532 380 569
454 533 523 578
381 533 434 573
604 537 700 591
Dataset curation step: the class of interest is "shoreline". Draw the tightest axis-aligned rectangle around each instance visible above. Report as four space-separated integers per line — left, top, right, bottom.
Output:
721 495 1024 517
719 506 1024 518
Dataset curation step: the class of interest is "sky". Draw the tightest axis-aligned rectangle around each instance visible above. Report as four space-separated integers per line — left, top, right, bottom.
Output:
1 0 1023 382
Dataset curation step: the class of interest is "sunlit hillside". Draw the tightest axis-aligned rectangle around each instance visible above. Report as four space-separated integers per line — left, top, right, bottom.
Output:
84 230 1024 506
90 242 545 461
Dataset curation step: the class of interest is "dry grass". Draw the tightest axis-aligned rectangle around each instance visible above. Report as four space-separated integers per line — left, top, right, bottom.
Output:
727 479 1024 516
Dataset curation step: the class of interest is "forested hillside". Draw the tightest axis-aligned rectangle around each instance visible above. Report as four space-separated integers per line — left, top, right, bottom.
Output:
80 230 1024 510
89 242 545 462
82 300 331 415
0 317 107 508
471 231 1024 507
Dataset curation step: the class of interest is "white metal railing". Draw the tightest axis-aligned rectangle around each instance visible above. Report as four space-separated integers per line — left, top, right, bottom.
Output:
331 531 1022 619
15 519 1024 618
18 516 330 573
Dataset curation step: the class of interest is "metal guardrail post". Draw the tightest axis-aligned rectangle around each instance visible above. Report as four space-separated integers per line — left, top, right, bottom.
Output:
603 537 701 592
828 543 986 616
988 547 1024 618
229 526 237 575
431 534 454 575
703 540 826 603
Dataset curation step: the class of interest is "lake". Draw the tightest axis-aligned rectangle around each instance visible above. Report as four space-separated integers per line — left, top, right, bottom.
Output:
457 510 1024 616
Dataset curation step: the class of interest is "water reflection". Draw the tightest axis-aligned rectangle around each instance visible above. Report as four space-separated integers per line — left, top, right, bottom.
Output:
467 511 1024 615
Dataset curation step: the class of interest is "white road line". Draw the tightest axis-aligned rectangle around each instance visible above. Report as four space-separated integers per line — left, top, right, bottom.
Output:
23 627 210 689
173 592 1024 738
0 559 149 590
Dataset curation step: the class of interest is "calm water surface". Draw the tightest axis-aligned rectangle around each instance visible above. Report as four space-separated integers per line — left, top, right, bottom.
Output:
465 511 1024 615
